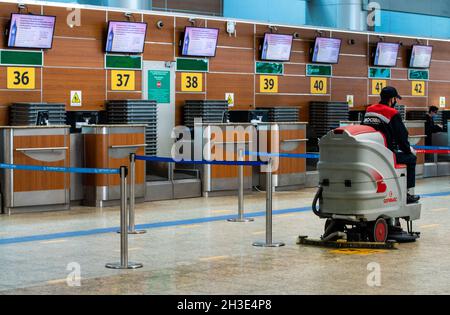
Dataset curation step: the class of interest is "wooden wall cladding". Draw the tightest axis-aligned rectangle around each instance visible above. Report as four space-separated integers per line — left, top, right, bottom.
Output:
143 42 174 61
43 68 106 110
43 7 106 39
209 48 254 73
207 73 254 108
153 0 223 16
45 37 105 68
0 2 449 126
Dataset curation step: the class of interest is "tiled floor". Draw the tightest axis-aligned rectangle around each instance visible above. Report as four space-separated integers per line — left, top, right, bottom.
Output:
0 177 449 295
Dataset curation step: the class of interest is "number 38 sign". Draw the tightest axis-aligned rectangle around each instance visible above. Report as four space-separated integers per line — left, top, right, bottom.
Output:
7 67 35 89
181 72 203 92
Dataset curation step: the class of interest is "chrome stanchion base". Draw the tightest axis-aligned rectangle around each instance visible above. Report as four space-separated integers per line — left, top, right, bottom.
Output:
128 230 147 234
116 229 147 234
105 262 143 269
252 241 285 247
227 217 255 223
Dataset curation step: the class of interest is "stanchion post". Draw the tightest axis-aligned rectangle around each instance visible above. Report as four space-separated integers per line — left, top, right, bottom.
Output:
106 166 143 269
228 148 254 223
253 158 285 247
128 153 146 234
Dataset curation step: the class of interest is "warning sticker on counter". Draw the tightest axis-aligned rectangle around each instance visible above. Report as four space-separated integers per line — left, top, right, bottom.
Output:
71 91 82 107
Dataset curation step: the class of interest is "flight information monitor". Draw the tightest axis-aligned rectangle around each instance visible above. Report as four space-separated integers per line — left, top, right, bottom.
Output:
7 13 56 49
261 33 293 62
105 21 147 54
312 37 342 64
374 42 400 67
410 45 433 68
181 27 219 57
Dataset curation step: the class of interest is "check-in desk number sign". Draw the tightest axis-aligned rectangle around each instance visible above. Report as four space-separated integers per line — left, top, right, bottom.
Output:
372 80 386 95
7 67 35 89
412 81 425 96
111 70 135 91
310 77 327 94
260 75 278 93
181 73 203 92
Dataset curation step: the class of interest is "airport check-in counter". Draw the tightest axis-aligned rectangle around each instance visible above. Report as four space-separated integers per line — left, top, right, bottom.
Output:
404 121 426 177
0 126 70 214
258 123 308 190
194 123 254 195
82 125 146 207
426 122 450 177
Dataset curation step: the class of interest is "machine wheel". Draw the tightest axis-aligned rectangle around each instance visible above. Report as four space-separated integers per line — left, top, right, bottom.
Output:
369 218 388 243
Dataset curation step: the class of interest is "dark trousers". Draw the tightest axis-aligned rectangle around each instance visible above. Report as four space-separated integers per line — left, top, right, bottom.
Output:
395 152 417 189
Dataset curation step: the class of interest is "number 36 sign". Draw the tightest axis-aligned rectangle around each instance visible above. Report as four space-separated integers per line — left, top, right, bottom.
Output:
7 67 35 89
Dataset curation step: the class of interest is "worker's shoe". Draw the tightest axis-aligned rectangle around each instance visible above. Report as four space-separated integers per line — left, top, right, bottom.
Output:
407 194 420 204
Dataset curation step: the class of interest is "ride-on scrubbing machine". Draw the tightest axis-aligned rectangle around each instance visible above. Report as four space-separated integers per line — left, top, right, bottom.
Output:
298 125 421 249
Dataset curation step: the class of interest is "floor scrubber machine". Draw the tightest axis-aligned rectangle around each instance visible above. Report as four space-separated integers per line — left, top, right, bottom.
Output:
298 125 421 249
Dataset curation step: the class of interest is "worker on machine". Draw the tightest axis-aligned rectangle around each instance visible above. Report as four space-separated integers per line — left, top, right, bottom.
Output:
362 86 420 204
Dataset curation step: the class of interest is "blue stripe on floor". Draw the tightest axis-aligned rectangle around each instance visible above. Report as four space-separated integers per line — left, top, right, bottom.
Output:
420 191 450 198
1 190 449 246
0 206 311 246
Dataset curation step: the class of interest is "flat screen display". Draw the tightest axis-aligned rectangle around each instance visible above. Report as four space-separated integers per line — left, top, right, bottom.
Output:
312 37 342 64
7 13 56 49
261 33 293 62
410 45 433 68
105 21 147 54
181 27 219 57
374 42 400 67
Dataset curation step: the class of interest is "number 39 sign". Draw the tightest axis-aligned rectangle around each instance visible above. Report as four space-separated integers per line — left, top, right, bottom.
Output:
260 75 278 93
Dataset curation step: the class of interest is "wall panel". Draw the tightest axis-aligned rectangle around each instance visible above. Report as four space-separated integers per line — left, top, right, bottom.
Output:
0 2 448 127
43 68 106 110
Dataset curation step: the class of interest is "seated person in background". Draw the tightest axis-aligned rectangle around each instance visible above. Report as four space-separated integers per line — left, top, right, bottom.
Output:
425 106 443 147
362 86 420 204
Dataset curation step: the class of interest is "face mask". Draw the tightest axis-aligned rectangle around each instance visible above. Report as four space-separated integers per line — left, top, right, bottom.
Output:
392 100 397 108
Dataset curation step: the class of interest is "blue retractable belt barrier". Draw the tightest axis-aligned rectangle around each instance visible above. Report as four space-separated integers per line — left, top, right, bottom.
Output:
245 151 320 159
135 155 267 166
0 163 120 175
413 145 450 151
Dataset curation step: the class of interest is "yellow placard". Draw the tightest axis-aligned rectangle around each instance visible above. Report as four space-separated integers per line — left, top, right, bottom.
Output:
260 75 278 93
111 70 135 91
7 67 35 90
310 77 327 94
371 80 386 95
181 72 203 92
412 81 425 96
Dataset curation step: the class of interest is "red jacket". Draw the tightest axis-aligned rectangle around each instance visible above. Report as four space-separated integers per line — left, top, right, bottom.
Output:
363 103 411 154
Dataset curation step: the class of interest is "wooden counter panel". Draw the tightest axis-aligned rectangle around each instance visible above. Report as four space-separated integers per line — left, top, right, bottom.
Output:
13 135 69 192
84 134 109 187
407 127 425 165
210 128 253 179
84 133 146 187
108 133 146 186
277 129 306 175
